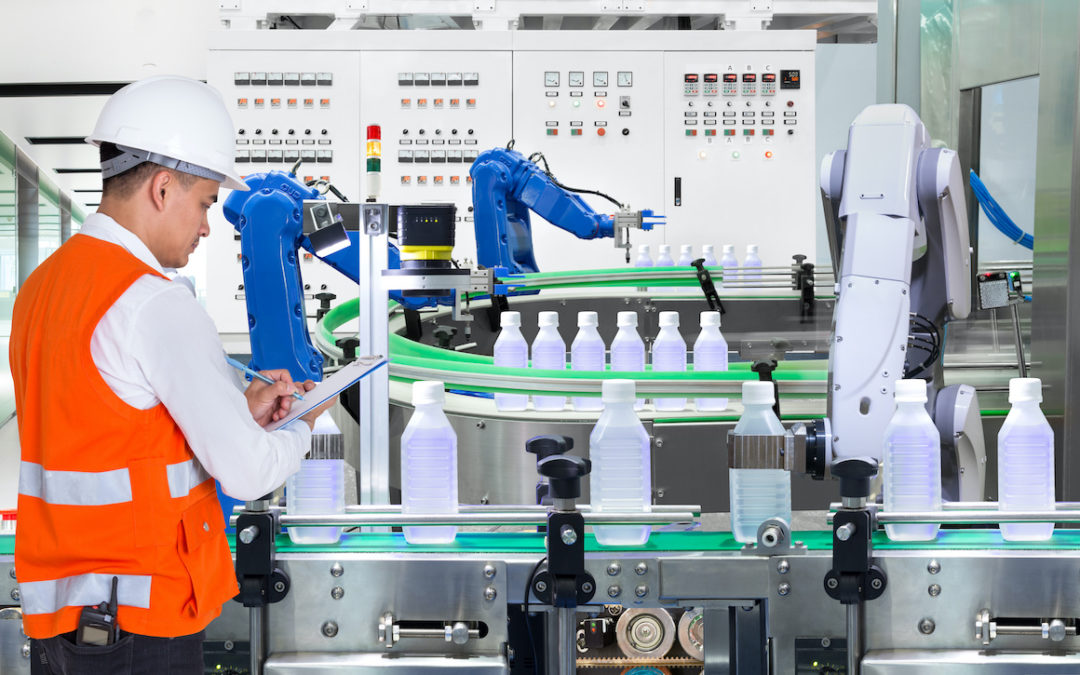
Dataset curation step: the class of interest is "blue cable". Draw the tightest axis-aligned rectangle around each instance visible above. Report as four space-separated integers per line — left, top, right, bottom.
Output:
969 170 1034 250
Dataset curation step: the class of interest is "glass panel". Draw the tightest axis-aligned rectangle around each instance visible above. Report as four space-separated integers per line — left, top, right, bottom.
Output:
38 192 61 263
977 76 1039 267
0 153 15 324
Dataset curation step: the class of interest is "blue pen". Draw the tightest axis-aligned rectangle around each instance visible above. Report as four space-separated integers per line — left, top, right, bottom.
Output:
225 355 305 401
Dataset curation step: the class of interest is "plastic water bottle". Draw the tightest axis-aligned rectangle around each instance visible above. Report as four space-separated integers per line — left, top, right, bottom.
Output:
693 311 729 411
634 244 653 267
882 379 941 541
743 244 763 280
651 311 687 412
611 311 646 411
656 244 675 267
998 378 1055 541
590 380 652 546
286 413 345 545
677 244 694 266
701 244 718 267
531 311 567 411
571 311 606 412
729 381 791 543
719 244 739 286
493 311 529 412
401 381 459 544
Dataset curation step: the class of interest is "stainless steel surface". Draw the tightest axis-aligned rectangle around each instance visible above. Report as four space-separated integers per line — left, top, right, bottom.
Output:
278 510 696 527
838 509 1080 525
251 605 265 675
726 432 791 470
863 650 1080 673
549 607 576 675
1010 303 1028 377
848 603 862 675
264 653 509 673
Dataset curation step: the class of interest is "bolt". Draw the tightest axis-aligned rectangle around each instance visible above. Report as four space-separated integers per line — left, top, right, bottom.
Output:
483 564 497 579
821 637 831 648
918 618 936 635
10 588 18 602
777 560 790 575
656 439 664 448
7 568 13 580
322 621 339 638
635 584 649 598
927 560 941 575
928 584 941 597
22 641 30 659
835 523 856 541
476 421 486 429
778 582 791 596
224 640 235 651
239 525 260 545
870 578 883 591
331 586 344 600
535 580 548 594
484 586 498 601
581 581 594 594
826 577 839 590
656 489 665 498
608 585 622 598
273 580 286 594
330 563 344 577
607 562 622 577
560 525 578 545
635 562 648 576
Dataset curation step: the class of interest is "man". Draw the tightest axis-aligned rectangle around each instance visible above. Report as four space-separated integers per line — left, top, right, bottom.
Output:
10 75 334 672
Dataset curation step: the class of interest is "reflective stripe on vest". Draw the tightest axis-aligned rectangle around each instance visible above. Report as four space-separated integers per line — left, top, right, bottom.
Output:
166 459 211 499
19 573 152 615
19 462 132 506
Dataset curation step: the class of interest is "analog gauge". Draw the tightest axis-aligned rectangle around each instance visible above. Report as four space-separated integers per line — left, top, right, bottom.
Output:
545 71 560 87
569 71 584 87
617 71 633 87
593 71 609 87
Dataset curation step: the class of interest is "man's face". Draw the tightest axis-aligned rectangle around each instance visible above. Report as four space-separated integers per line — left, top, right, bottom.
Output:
157 175 220 269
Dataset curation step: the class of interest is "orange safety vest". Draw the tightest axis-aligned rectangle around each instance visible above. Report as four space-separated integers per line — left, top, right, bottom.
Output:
10 234 238 639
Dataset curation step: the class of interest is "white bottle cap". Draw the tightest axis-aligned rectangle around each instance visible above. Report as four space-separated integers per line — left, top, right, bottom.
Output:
722 244 735 254
578 311 598 327
617 311 638 327
501 311 521 327
700 311 721 327
602 379 636 403
538 311 559 327
702 244 715 254
893 379 927 403
658 244 671 254
742 380 775 405
659 311 680 327
680 244 693 255
747 244 759 254
1009 377 1043 403
638 244 650 255
413 380 445 406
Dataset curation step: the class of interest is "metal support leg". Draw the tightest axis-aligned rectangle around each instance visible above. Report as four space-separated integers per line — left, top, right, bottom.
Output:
1011 302 1028 377
847 603 862 675
545 607 577 675
250 605 265 675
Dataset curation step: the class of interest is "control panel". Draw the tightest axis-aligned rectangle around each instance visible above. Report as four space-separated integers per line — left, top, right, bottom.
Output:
205 50 361 336
360 50 513 268
513 51 665 271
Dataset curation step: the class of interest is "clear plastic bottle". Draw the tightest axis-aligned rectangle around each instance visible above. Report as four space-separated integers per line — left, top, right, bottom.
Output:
743 244 763 280
634 244 653 267
493 311 529 412
611 311 646 411
719 244 739 286
571 311 606 412
882 379 941 541
531 311 567 411
286 413 345 545
590 379 652 546
693 311 729 412
401 381 458 544
701 244 718 267
655 244 675 267
677 244 694 266
651 311 687 412
729 381 791 543
998 377 1055 541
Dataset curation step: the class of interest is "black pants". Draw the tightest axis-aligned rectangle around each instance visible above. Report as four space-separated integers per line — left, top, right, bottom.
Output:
30 630 204 675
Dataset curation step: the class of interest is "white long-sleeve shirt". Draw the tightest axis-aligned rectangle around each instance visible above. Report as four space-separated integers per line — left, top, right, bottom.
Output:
82 213 310 501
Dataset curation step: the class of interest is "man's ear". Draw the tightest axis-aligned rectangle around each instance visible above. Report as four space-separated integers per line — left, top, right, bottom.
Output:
149 170 174 211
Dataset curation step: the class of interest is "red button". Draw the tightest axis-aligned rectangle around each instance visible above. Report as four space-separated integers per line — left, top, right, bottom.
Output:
597 128 606 136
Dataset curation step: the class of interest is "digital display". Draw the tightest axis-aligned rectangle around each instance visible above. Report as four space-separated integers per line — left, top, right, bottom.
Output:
684 73 699 83
781 69 801 89
762 73 777 83
704 73 719 83
723 73 738 83
742 73 757 82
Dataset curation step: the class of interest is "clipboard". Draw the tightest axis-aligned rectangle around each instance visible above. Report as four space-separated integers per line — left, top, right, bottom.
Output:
267 355 387 431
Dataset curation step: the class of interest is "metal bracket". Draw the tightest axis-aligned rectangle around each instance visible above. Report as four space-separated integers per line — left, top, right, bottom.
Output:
740 518 806 556
976 608 1075 645
234 510 290 607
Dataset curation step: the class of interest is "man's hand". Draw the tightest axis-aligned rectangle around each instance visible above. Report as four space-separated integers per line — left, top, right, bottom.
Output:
298 383 337 431
245 369 305 427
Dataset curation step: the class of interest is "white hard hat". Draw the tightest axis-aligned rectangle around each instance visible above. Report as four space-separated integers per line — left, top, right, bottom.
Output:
86 75 248 191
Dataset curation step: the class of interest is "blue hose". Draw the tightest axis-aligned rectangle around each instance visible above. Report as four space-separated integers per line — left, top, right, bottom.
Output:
969 170 1034 250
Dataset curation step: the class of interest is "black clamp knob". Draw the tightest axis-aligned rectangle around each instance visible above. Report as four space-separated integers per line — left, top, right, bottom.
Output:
526 435 574 462
793 254 807 266
832 457 878 500
537 455 591 500
315 291 337 321
432 325 457 349
335 337 359 363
